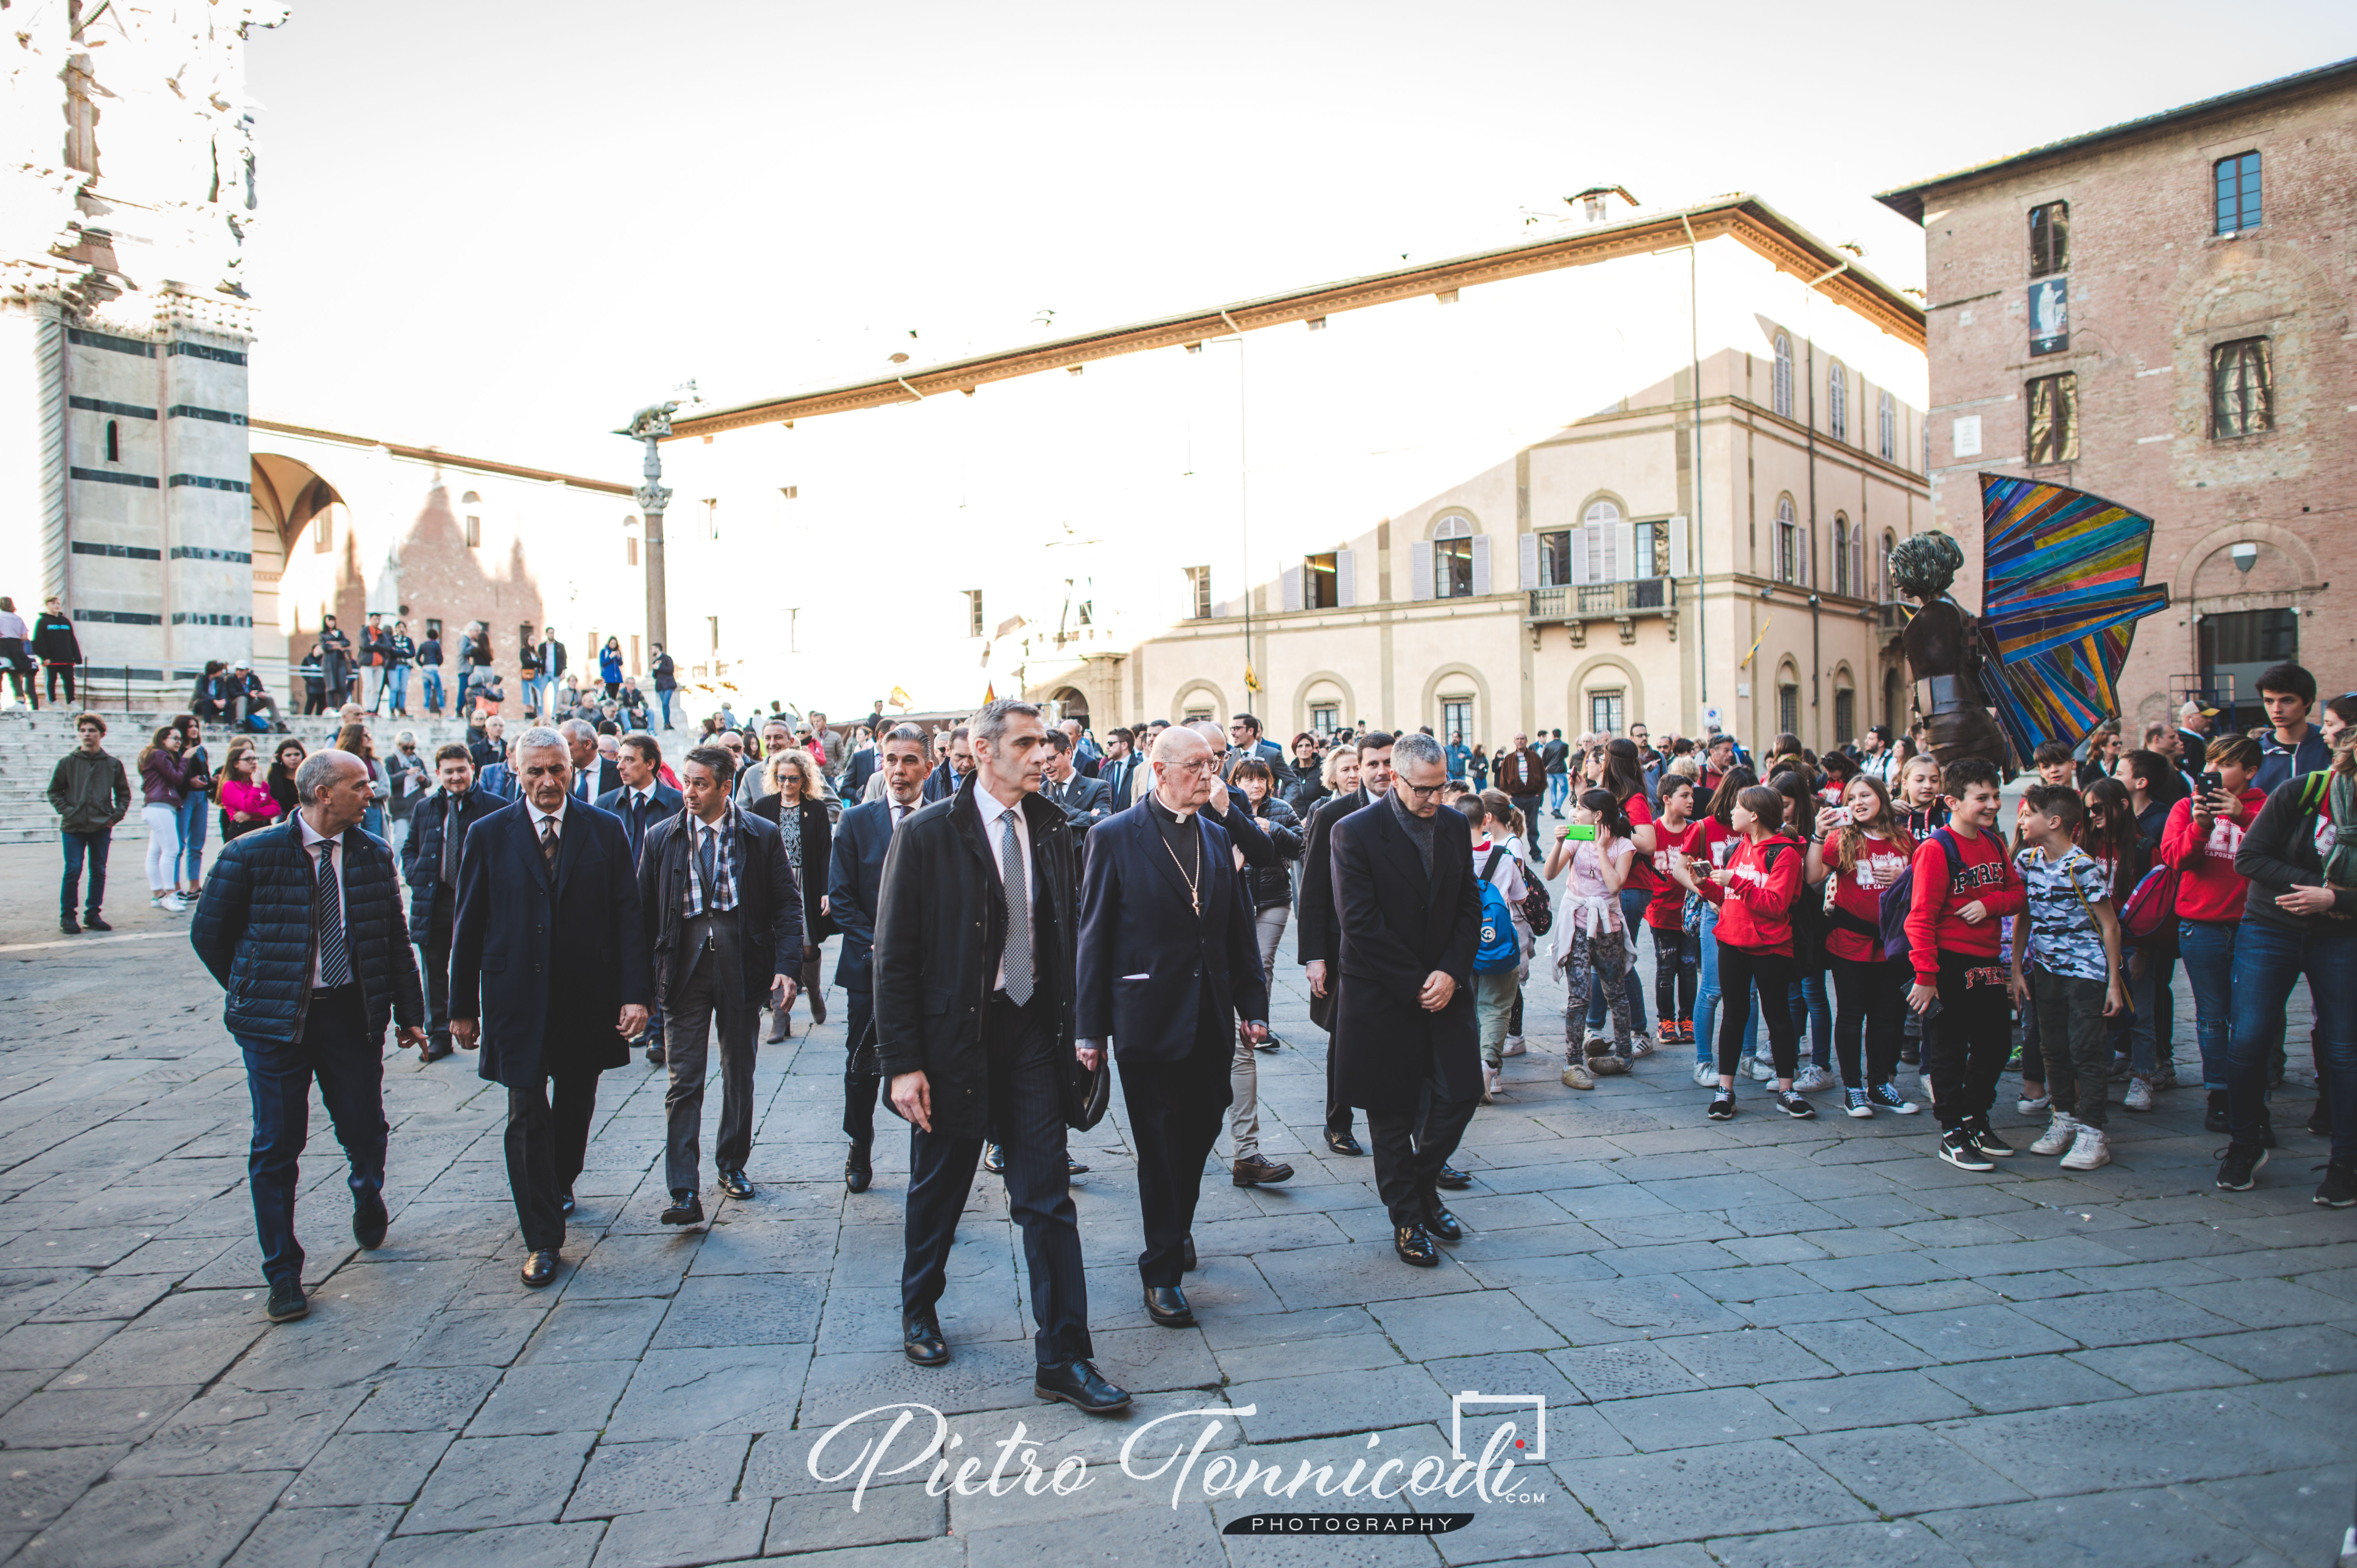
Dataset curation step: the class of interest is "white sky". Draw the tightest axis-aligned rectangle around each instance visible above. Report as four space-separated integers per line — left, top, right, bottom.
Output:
246 2 2357 482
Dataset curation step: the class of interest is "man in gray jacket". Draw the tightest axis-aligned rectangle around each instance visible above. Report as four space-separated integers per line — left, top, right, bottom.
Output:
48 712 131 934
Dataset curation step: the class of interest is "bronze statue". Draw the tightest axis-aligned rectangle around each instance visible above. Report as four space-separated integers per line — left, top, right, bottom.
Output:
1889 531 2011 776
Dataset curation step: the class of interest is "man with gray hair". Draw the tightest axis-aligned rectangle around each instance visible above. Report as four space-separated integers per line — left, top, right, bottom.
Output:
193 749 428 1324
561 718 621 802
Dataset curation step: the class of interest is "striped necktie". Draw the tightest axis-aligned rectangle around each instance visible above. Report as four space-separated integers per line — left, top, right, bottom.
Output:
315 842 352 987
1000 810 1033 1005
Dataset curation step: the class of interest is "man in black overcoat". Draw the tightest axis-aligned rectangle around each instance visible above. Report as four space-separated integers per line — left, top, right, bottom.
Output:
1295 729 1395 1156
826 722 931 1192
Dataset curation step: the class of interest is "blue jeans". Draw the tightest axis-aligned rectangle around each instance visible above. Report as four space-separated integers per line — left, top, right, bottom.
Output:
657 689 676 729
1792 972 1832 1069
60 827 110 917
523 673 549 715
237 986 387 1288
452 668 470 713
1546 774 1570 814
176 793 208 886
2130 950 2176 1078
421 667 444 712
1585 888 1652 1037
388 665 409 713
1694 902 1760 1065
2226 918 2357 1163
2178 920 2238 1092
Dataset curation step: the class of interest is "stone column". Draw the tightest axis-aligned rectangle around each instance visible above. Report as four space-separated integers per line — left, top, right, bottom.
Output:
621 402 678 659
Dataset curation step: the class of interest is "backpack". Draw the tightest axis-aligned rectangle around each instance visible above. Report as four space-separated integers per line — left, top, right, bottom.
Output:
2118 863 2179 944
1878 827 1959 962
1520 869 1553 937
1475 848 1520 972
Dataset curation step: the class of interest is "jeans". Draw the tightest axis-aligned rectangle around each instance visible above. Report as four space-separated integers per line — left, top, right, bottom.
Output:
1584 888 1651 1037
1694 902 1760 1065
1546 773 1569 814
388 665 409 713
142 802 181 892
657 689 676 729
2129 950 2177 1079
363 664 384 712
236 986 386 1288
452 668 470 713
2225 918 2357 1164
1791 971 1832 1069
2178 920 2238 1093
421 667 444 713
1252 904 1289 987
60 827 110 917
176 792 208 886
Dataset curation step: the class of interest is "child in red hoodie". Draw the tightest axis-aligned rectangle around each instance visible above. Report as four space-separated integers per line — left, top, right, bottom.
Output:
1670 784 1811 1122
1905 758 2027 1168
2157 732 2267 1131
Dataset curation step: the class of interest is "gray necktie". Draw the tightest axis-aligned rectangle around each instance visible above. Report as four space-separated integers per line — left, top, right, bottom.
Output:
315 843 352 987
999 810 1032 1004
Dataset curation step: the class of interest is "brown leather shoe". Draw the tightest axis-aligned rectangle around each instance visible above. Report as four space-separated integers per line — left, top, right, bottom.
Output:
1232 1154 1294 1186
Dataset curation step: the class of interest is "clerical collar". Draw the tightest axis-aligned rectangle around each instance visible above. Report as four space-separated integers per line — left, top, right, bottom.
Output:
1148 794 1196 825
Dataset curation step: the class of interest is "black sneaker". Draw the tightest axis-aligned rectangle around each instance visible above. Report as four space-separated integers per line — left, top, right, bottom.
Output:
1775 1090 1815 1119
2310 1098 2331 1137
2205 1090 2229 1135
58 914 79 936
83 913 110 931
2215 1143 2269 1192
1707 1092 1737 1121
265 1279 307 1323
2316 1162 2357 1208
1868 1082 1919 1114
1938 1127 1995 1171
1967 1118 2014 1157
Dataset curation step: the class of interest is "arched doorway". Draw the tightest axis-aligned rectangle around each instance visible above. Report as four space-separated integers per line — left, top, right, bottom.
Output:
1046 685 1089 726
250 453 352 681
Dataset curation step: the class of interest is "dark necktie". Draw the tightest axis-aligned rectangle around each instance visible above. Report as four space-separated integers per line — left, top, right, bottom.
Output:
999 811 1033 1004
441 796 462 884
539 816 559 879
314 843 352 986
699 823 719 896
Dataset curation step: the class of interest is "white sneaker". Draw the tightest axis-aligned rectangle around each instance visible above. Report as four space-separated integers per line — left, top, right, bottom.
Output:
1630 1033 1656 1058
1793 1065 1834 1093
2018 1089 2052 1114
1749 1056 1777 1083
2124 1076 2156 1112
1693 1060 1719 1088
2058 1124 2111 1171
1501 1036 1527 1058
2028 1111 2079 1156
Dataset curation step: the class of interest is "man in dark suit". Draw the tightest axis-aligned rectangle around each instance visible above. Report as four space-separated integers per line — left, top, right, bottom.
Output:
828 722 931 1192
637 743 801 1222
1228 712 1292 789
1040 729 1113 833
563 718 623 803
1076 727 1268 1330
401 743 502 1063
1330 731 1481 1269
1296 730 1394 1156
1099 728 1140 807
921 724 973 803
874 699 1127 1414
468 715 505 772
599 730 684 1067
844 729 880 799
449 727 650 1287
192 750 427 1324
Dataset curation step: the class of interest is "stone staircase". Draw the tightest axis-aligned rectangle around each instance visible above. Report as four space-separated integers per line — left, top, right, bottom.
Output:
0 706 486 844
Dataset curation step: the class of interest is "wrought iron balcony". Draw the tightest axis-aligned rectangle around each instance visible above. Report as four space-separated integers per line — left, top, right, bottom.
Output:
1526 577 1676 645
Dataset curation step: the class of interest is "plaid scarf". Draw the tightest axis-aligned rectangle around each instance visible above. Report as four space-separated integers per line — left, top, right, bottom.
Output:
681 807 742 918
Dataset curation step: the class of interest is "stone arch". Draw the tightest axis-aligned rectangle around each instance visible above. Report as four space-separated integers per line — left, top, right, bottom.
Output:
1426 507 1482 539
2173 519 2323 606
1419 662 1494 744
1290 669 1357 738
1565 652 1645 735
1171 678 1227 722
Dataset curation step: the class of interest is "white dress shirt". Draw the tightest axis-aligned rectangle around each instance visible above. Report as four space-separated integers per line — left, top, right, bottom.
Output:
972 787 1034 992
297 812 348 989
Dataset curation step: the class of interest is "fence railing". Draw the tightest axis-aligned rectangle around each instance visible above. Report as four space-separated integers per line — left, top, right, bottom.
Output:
1525 577 1677 622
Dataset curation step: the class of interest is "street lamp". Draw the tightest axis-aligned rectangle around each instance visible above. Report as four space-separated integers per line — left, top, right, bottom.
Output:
617 401 680 658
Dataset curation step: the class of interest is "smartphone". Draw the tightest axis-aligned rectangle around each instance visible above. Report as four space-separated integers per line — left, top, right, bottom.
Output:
2201 770 2223 795
1558 823 1596 842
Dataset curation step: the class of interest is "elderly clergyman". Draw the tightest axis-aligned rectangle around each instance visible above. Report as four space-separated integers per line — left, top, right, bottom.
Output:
193 749 427 1326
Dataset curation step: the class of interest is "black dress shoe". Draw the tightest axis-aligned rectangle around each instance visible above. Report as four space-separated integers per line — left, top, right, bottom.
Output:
1423 1206 1465 1243
1232 1154 1294 1185
1325 1132 1365 1157
58 915 78 936
1255 1032 1283 1052
717 1168 754 1201
903 1310 948 1365
560 1190 576 1216
1434 1164 1472 1190
1034 1357 1131 1413
265 1279 307 1322
660 1189 705 1225
1394 1225 1440 1267
1067 1155 1090 1176
352 1196 389 1249
983 1144 1006 1176
1144 1285 1195 1327
1181 1235 1198 1272
82 913 111 932
845 1145 872 1193
521 1249 560 1288
422 1042 454 1063
646 1045 666 1068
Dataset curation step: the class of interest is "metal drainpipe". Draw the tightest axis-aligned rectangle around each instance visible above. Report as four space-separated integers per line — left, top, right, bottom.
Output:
1681 214 1705 712
1801 261 1848 749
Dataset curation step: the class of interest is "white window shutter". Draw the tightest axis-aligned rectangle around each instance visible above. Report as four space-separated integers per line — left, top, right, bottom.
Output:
1617 521 1636 581
1518 531 1539 590
1335 549 1356 607
1600 523 1620 583
1568 526 1587 585
1409 540 1435 601
1667 515 1689 577
1281 565 1304 612
1470 535 1492 596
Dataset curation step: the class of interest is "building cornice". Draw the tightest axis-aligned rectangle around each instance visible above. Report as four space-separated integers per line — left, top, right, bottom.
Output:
248 419 634 497
668 197 1925 441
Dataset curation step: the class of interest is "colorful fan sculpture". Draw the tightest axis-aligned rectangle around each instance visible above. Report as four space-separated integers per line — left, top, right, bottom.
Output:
1977 473 2171 762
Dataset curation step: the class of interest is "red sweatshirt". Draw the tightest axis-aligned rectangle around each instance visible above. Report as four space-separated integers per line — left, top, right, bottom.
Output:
1698 832 1805 955
1903 825 2026 982
2156 788 2269 923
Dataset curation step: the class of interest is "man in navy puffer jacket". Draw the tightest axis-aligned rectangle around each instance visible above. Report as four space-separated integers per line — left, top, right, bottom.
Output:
193 749 426 1324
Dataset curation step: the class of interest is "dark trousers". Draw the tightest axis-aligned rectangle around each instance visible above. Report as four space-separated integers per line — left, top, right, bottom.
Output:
420 894 454 1047
236 985 385 1288
1367 1072 1477 1231
1323 976 1354 1139
843 985 884 1146
1118 1013 1233 1287
2032 966 2112 1129
2228 919 2357 1164
1715 942 1799 1078
505 1064 599 1251
663 914 759 1191
44 664 73 704
903 991 1091 1365
1927 950 2013 1128
1652 922 1698 1025
1828 954 1906 1089
60 828 110 918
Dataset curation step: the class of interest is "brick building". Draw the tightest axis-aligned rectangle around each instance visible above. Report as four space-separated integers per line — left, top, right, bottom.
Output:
1879 56 2357 731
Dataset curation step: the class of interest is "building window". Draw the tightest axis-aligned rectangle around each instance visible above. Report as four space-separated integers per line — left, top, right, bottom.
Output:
1634 519 1669 579
625 537 638 566
1186 565 1213 619
424 618 442 642
1536 528 1573 587
2027 373 2079 463
1588 690 1626 736
965 589 984 638
780 485 799 500
1778 682 1800 738
1305 552 1339 608
708 615 721 654
315 511 334 553
1775 496 1799 584
1309 702 1339 736
1433 516 1474 599
1582 501 1621 583
1834 686 1856 742
1832 516 1852 597
1076 599 1092 626
1772 333 1793 417
1880 529 1896 602
104 420 119 462
2028 200 2070 276
2214 151 2261 235
1828 362 1848 443
1878 389 1896 461
1440 698 1472 744
2211 337 2272 438
464 514 481 547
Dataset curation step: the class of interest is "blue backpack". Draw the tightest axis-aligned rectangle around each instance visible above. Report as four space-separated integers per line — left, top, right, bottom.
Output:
1876 827 1958 962
1475 847 1520 972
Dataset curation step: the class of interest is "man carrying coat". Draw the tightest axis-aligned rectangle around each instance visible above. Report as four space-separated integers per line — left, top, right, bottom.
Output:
637 743 801 1223
1329 731 1481 1269
827 722 931 1193
873 699 1126 1414
449 727 648 1288
1075 726 1268 1330
192 750 426 1324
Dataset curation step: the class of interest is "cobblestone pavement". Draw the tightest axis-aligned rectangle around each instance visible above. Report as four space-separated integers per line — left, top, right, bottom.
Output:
0 841 2350 1568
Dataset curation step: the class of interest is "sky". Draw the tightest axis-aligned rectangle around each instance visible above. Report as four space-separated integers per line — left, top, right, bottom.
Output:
245 1 2357 483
